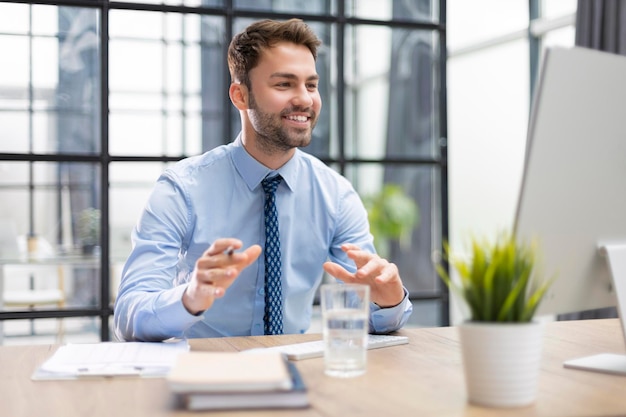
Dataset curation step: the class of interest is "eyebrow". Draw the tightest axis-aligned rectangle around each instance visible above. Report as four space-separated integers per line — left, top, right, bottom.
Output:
270 72 320 82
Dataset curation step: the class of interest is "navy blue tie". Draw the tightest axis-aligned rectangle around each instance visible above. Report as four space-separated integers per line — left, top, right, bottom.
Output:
262 174 283 335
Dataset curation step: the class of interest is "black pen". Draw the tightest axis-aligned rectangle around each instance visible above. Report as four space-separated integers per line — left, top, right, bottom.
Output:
225 245 235 256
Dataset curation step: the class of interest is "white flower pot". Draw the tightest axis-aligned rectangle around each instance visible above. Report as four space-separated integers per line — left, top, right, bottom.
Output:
459 321 544 408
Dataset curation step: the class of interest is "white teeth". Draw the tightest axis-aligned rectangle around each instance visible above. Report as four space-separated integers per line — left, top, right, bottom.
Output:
286 115 307 122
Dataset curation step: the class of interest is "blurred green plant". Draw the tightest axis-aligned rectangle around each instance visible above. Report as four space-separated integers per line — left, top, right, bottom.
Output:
363 184 420 258
436 231 554 322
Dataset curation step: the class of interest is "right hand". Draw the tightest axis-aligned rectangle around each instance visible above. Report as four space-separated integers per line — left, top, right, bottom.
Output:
182 238 261 315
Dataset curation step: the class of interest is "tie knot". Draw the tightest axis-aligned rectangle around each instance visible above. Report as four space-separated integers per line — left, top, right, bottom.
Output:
262 174 282 195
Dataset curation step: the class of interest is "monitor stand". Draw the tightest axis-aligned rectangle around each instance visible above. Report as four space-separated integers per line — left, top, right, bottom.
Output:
563 243 626 376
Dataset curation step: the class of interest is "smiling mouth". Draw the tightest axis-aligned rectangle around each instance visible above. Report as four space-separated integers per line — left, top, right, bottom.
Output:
284 115 309 123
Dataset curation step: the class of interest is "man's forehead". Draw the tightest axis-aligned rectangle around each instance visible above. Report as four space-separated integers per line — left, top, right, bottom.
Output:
252 43 317 78
258 42 315 64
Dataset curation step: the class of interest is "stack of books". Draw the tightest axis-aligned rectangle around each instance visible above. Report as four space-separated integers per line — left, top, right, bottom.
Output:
167 350 308 411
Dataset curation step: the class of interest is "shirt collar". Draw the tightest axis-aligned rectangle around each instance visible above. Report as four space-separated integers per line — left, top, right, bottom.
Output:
231 134 298 192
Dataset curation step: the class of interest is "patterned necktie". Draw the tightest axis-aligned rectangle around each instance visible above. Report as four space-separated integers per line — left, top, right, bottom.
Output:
262 174 283 335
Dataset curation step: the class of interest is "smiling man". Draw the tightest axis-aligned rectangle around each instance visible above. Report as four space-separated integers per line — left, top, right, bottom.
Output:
114 19 413 342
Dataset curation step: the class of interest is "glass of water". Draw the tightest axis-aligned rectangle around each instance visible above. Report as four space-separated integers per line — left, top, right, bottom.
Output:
320 283 370 378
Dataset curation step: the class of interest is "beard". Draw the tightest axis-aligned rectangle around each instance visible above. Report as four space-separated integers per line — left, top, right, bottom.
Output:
247 90 317 154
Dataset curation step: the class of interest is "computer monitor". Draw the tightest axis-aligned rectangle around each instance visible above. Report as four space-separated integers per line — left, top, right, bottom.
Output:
514 46 626 375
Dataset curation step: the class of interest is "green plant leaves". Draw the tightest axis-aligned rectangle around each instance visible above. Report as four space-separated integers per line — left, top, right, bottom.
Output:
436 232 553 323
363 184 420 255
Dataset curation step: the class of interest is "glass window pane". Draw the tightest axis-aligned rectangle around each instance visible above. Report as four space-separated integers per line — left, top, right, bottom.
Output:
448 39 529 252
110 113 163 154
1 317 100 345
56 10 101 155
346 0 438 23
0 161 101 250
0 3 29 34
448 0 528 50
32 112 57 153
542 26 576 51
234 0 335 15
0 35 30 90
345 25 440 159
307 22 334 160
33 38 59 90
0 6 100 155
109 12 224 157
543 0 577 19
0 112 29 152
111 0 221 9
0 161 102 314
32 4 60 36
346 164 441 295
110 9 163 40
110 40 163 92
109 161 167 258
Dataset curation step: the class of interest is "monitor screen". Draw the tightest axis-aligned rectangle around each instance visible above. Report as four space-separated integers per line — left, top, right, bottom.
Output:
514 46 626 318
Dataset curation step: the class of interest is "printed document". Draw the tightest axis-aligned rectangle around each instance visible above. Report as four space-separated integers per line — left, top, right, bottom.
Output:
32 340 189 380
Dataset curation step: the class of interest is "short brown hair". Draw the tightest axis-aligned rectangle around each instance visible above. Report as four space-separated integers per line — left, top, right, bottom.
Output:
227 19 321 87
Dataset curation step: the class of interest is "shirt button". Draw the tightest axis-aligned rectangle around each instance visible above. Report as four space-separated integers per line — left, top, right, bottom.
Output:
258 288 265 296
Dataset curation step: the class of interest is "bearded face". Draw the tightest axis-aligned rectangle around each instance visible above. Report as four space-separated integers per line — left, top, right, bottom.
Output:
243 42 322 155
247 88 318 153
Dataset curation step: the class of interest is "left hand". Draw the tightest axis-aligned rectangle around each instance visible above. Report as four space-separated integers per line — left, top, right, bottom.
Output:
323 243 405 308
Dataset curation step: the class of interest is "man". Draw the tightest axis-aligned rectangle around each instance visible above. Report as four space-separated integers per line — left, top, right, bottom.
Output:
114 18 413 341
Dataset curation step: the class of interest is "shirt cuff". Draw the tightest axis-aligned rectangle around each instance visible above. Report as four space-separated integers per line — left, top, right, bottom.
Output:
369 288 412 334
153 284 205 331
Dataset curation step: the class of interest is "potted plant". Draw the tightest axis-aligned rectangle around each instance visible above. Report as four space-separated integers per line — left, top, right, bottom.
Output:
436 231 553 408
77 208 101 255
363 184 419 259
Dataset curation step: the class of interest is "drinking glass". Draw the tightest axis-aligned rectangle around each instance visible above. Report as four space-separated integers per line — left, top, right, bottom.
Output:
320 283 370 378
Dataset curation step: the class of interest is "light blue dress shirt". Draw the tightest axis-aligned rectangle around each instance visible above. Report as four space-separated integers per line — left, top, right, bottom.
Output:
114 136 413 341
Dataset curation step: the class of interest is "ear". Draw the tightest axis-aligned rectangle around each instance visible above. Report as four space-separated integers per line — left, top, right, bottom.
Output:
229 83 249 110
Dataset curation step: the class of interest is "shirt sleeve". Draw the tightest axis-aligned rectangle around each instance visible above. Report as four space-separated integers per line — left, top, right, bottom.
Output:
113 172 200 342
369 288 413 334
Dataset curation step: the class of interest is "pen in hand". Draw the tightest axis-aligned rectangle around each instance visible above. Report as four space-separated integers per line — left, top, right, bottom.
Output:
225 245 235 256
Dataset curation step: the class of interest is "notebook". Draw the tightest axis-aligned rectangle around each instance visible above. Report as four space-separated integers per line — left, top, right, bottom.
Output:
167 350 293 393
176 361 309 411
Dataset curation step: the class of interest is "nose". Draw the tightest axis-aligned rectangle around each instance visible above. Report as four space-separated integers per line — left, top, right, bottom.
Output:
291 84 314 108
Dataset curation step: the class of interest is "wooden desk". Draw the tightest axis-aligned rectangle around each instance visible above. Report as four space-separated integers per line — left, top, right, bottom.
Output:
1 319 625 417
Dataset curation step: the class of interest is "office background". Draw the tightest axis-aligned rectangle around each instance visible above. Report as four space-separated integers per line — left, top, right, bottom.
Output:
0 0 584 344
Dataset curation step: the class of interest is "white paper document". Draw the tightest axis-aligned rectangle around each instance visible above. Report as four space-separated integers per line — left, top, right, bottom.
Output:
32 340 189 380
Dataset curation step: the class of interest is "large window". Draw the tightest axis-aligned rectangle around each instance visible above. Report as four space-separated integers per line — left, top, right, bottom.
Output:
447 0 577 323
0 0 446 343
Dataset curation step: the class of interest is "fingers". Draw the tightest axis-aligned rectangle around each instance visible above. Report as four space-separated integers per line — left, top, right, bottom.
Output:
323 261 355 283
325 243 405 308
325 244 378 283
340 244 384 278
189 279 223 302
183 241 262 315
195 243 262 288
323 257 396 285
204 238 243 257
193 264 236 286
197 239 261 271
